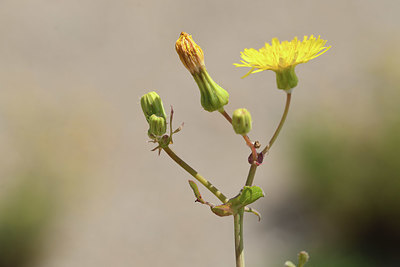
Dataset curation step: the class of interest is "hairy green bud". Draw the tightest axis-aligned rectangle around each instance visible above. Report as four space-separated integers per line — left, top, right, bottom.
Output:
232 108 252 135
298 251 310 267
140 91 167 122
192 70 229 112
148 114 166 137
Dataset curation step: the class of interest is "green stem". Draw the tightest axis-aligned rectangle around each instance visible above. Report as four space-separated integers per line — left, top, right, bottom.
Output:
162 146 228 203
234 208 245 267
262 93 292 155
246 93 292 187
245 164 258 187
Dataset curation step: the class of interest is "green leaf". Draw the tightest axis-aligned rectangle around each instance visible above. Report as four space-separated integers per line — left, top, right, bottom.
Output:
211 186 265 217
211 203 234 217
231 186 265 209
244 206 262 221
188 180 205 204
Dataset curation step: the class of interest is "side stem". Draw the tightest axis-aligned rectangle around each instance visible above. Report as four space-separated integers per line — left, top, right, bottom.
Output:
245 93 292 187
262 93 292 155
162 146 228 203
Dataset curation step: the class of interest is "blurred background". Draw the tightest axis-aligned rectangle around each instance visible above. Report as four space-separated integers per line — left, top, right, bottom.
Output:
0 0 399 266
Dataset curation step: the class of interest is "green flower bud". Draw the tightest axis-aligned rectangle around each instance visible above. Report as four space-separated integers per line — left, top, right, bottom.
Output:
148 114 166 137
192 70 229 112
175 32 229 112
232 108 252 135
140 91 167 122
275 66 298 91
298 251 310 267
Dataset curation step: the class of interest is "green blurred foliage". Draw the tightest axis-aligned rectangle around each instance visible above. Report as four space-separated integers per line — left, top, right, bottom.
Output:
0 172 56 267
0 82 111 267
285 54 400 266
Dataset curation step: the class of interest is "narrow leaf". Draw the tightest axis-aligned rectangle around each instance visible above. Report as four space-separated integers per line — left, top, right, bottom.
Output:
211 203 234 217
188 180 205 204
244 206 262 221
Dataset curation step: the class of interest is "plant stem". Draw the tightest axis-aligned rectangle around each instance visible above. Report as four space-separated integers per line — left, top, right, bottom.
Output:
246 93 292 188
235 94 292 267
234 208 245 267
262 93 292 155
162 146 228 203
220 109 258 163
245 164 258 187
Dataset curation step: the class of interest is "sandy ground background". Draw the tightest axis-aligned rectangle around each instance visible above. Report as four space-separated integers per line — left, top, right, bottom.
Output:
0 0 399 266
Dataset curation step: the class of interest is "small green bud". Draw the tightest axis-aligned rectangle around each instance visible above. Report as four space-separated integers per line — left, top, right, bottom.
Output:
298 251 310 267
141 91 167 122
148 114 167 137
232 108 252 135
275 66 298 91
192 70 229 112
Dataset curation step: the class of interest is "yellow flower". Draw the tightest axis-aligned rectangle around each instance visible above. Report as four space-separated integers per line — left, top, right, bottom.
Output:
234 35 331 91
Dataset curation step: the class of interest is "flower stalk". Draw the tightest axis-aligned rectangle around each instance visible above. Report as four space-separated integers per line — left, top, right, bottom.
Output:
262 92 292 155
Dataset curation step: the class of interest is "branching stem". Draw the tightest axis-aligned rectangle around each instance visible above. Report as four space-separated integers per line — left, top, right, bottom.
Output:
162 93 292 267
162 146 228 203
245 93 292 187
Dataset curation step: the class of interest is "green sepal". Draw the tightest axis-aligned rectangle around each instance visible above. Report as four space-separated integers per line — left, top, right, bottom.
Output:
275 66 298 91
158 135 171 148
192 70 229 112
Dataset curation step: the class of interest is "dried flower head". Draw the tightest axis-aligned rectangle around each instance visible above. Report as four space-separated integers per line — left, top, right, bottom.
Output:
175 32 205 75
